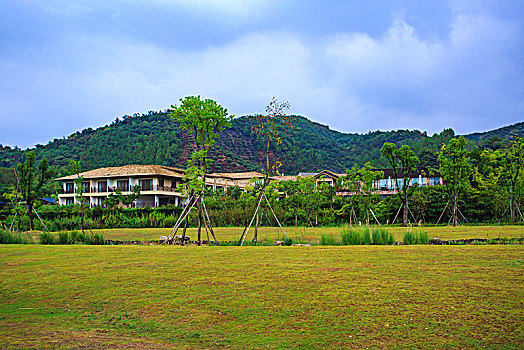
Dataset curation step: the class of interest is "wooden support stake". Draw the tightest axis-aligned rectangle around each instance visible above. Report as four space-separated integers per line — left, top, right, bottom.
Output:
369 208 381 226
201 198 218 246
33 207 50 232
239 192 264 246
166 195 199 242
263 193 287 239
436 199 451 225
515 202 524 222
391 203 403 225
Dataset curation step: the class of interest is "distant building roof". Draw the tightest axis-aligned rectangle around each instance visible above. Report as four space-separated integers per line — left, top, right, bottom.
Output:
373 167 441 178
208 171 266 180
55 164 186 181
40 198 56 205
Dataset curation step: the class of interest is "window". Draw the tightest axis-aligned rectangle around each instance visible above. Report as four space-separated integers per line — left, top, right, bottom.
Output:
429 177 441 186
65 182 74 193
140 179 153 191
117 180 129 192
65 197 74 205
82 181 90 193
97 181 107 192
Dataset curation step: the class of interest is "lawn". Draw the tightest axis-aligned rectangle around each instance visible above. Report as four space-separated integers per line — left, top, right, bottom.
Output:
82 225 524 243
0 244 522 349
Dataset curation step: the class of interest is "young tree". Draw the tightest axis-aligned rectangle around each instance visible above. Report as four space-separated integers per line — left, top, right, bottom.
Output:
17 151 54 230
380 143 419 224
338 163 383 225
169 96 233 245
239 98 295 244
499 136 524 223
68 160 87 233
438 137 472 226
253 97 294 183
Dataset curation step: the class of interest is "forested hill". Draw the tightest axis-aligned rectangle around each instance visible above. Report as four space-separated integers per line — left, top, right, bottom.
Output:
0 111 522 181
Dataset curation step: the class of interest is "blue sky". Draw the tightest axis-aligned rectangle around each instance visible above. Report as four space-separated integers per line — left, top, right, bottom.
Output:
1 0 523 148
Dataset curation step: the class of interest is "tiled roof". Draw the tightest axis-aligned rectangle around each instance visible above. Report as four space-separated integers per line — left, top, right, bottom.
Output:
208 171 266 180
55 164 186 181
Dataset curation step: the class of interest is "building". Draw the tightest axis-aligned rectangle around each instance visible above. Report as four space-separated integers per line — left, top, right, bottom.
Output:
55 164 443 207
55 165 267 208
56 165 186 207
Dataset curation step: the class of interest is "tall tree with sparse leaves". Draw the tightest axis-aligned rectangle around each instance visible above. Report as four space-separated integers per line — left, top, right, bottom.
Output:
253 97 295 183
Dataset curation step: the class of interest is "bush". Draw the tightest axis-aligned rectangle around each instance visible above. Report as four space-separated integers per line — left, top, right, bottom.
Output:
283 236 295 246
320 234 338 245
0 229 29 244
418 229 429 244
58 231 70 244
372 228 383 245
361 227 371 245
39 232 55 245
403 230 429 245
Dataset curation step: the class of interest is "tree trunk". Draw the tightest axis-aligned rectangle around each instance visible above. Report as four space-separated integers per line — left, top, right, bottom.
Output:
181 217 188 246
29 204 35 231
402 201 408 225
452 196 459 227
254 211 259 244
510 196 515 224
81 203 85 234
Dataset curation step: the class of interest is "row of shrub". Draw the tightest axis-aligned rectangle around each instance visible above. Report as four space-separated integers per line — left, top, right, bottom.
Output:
0 229 105 245
0 229 29 244
319 227 397 245
39 230 105 245
316 227 431 245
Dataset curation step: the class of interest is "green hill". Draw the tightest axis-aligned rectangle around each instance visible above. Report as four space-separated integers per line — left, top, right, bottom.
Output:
0 111 521 190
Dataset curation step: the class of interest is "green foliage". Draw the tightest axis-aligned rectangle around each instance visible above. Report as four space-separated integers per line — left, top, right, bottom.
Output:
39 232 55 244
439 137 472 226
320 234 339 245
0 229 29 244
403 229 429 245
170 96 233 195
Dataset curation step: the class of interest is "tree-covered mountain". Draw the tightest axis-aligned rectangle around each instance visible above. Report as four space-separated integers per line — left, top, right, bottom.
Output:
0 111 522 183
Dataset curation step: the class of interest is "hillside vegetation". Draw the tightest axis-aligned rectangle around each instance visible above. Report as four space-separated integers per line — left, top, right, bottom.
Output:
0 111 522 181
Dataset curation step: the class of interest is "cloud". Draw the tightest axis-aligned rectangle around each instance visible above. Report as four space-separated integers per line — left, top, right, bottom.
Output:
0 2 522 148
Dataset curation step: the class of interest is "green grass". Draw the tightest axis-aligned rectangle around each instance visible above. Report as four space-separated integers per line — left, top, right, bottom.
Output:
1 245 523 349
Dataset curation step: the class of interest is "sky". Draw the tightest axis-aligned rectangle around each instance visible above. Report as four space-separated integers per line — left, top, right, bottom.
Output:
1 0 523 148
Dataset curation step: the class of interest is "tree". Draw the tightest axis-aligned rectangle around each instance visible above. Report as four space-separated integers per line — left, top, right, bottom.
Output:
337 163 383 225
239 98 295 244
499 136 524 223
68 160 87 233
169 96 233 245
438 137 471 226
380 143 419 224
253 97 294 182
17 151 54 230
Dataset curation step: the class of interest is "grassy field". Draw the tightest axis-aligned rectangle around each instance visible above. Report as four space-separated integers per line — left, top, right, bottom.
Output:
74 225 524 243
1 244 522 349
